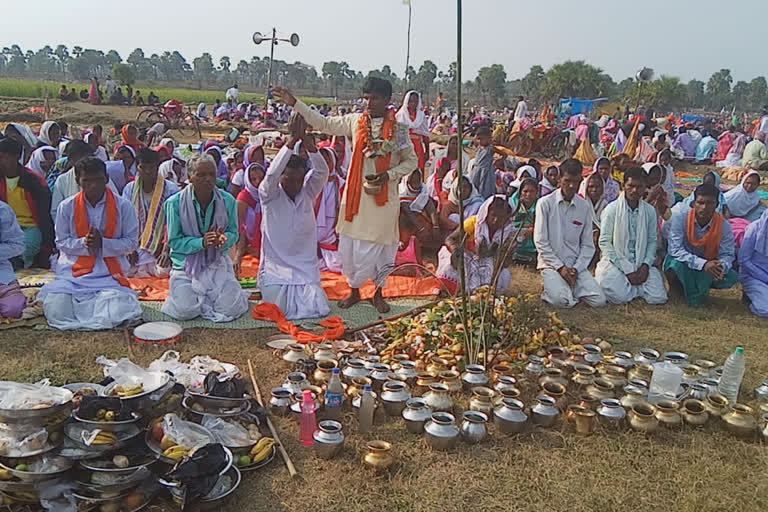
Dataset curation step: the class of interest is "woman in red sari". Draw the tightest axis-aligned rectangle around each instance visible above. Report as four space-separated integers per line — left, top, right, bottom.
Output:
396 90 430 171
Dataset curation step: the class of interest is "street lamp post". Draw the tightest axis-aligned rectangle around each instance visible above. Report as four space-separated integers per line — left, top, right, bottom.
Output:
253 29 300 110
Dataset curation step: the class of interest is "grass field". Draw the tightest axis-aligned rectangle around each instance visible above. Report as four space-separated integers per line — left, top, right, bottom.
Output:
0 78 328 106
2 266 768 512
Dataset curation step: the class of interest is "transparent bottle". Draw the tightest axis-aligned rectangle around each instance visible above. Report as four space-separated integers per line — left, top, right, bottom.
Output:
647 361 683 404
718 347 745 406
300 389 317 447
325 367 344 421
358 385 375 434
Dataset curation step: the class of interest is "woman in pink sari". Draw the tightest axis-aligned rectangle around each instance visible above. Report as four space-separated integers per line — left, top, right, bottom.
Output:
715 128 738 163
88 77 100 105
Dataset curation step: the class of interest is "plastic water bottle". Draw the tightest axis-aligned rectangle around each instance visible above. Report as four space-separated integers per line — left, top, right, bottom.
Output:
718 347 745 406
299 390 317 447
647 361 683 404
325 368 344 421
358 385 375 434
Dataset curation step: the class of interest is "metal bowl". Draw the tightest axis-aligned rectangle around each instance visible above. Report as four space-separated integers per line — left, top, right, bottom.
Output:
101 372 174 411
1 434 63 459
0 475 67 493
145 421 215 465
78 454 156 477
0 382 73 425
73 411 144 432
0 455 73 482
182 395 251 419
197 465 242 510
238 445 275 472
185 390 249 410
64 422 142 452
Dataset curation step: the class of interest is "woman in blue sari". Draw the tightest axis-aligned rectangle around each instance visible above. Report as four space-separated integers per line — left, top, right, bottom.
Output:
507 177 539 263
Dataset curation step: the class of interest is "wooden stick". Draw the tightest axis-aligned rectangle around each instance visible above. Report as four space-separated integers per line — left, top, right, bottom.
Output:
344 300 439 336
247 359 298 478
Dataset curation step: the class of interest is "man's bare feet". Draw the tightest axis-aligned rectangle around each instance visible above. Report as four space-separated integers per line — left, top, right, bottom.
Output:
338 288 361 309
371 288 390 314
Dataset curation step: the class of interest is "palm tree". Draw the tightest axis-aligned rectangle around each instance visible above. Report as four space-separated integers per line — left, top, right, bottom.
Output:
403 0 412 82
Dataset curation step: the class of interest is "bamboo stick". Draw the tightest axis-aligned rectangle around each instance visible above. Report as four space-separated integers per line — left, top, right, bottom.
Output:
247 359 298 478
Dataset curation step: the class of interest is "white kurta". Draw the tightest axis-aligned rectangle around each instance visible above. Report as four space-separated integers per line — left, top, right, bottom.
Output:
40 191 142 330
51 169 119 218
293 101 418 289
259 145 330 320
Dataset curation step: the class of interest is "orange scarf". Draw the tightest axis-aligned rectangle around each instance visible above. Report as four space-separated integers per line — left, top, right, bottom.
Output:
344 110 396 222
72 189 130 287
685 208 723 260
252 302 345 343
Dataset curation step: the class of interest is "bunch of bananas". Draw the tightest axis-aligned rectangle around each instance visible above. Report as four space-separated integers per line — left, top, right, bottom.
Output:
90 431 118 445
114 383 144 397
162 445 189 461
0 468 12 481
250 437 276 463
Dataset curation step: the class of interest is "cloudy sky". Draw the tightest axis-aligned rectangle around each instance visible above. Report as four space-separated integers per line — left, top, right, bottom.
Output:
3 0 765 82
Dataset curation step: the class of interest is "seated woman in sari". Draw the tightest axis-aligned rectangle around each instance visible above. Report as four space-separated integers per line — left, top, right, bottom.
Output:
230 143 270 198
739 210 768 318
593 157 620 203
724 171 765 222
508 177 538 263
233 163 265 276
439 176 484 232
539 166 559 197
396 169 440 274
578 170 607 267
429 135 469 207
716 133 747 168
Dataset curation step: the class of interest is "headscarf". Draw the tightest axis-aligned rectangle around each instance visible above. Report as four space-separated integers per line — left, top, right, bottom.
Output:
724 170 762 217
746 209 768 258
539 170 558 195
396 90 430 137
611 193 651 273
5 123 38 147
243 163 264 204
656 149 676 205
197 103 208 118
28 146 57 175
106 145 137 192
579 171 607 227
204 146 229 180
119 124 143 153
448 176 483 207
319 147 337 176
399 169 430 212
509 177 538 216
593 157 619 202
475 194 514 247
682 171 726 213
38 121 59 146
510 165 536 189
158 159 178 184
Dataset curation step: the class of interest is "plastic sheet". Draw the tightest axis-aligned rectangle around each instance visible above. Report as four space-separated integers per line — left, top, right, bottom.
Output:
163 414 210 450
202 416 252 447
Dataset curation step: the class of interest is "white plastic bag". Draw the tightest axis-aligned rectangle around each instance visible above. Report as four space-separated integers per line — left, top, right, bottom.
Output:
163 413 210 450
103 357 152 388
202 415 252 447
149 351 200 389
0 381 68 410
0 423 49 456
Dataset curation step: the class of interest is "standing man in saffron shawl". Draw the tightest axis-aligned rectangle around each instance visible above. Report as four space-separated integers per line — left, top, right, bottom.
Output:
40 158 141 330
533 159 606 309
396 91 430 171
0 138 54 269
739 209 768 317
273 78 418 313
596 167 667 305
664 183 737 307
162 154 249 322
122 148 179 277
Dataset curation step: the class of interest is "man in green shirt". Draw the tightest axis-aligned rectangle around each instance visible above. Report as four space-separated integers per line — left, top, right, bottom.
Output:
161 153 249 322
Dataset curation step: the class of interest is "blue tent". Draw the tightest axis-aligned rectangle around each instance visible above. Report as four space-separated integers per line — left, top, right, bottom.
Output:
557 98 608 119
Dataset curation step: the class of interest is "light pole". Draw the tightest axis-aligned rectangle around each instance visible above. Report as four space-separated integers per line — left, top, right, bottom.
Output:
252 29 300 109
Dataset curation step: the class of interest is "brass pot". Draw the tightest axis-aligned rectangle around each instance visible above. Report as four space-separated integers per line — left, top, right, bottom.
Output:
703 393 730 418
566 404 587 423
541 382 567 411
469 387 496 417
585 377 615 400
654 400 682 428
346 377 372 400
601 365 627 390
722 404 757 438
694 359 717 377
681 364 702 384
538 368 568 389
574 408 596 435
283 343 306 363
414 372 437 396
362 440 395 473
629 403 659 433
440 370 462 393
313 359 338 386
578 394 600 411
619 385 646 411
426 356 450 377
423 383 453 413
491 364 512 385
627 363 653 383
314 343 336 362
494 386 522 406
681 399 709 427
571 364 597 389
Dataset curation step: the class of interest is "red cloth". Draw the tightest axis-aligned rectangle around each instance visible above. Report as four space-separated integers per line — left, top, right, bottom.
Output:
252 302 346 343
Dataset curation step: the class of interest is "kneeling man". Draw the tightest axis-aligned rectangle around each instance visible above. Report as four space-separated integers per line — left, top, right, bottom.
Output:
40 157 142 330
162 153 249 322
596 167 667 304
664 183 737 307
533 158 606 308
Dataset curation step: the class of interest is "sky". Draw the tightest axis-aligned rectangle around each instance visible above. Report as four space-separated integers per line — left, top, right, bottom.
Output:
3 0 766 83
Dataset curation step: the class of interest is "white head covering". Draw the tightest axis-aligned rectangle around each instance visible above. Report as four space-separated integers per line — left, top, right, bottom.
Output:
319 147 337 175
475 194 514 246
511 165 536 189
448 175 483 207
38 121 59 146
6 123 38 147
244 162 265 203
158 159 178 184
579 170 607 227
724 170 762 217
396 90 430 137
28 145 57 175
398 169 430 212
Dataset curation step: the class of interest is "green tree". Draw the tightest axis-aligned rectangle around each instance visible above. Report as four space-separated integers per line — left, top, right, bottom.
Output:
542 60 614 101
748 77 768 111
520 65 545 105
112 63 135 86
413 60 437 102
28 46 55 75
193 53 215 84
105 50 122 69
54 44 69 76
685 79 705 108
476 64 507 106
706 69 733 109
322 61 345 97
732 81 750 110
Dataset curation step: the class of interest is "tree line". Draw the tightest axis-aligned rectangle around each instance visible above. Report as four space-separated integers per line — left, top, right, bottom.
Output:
2 44 767 112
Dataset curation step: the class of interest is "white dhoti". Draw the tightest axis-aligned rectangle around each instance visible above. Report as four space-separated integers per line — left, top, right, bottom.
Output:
162 255 249 322
339 236 398 289
541 268 606 308
128 249 170 278
43 289 142 331
261 283 330 320
318 248 343 273
595 260 667 305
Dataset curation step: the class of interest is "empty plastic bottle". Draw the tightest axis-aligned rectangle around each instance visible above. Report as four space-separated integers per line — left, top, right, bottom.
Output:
718 347 745 406
358 385 375 434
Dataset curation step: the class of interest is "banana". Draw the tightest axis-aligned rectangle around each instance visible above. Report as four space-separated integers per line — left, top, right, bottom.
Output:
163 445 187 461
0 468 11 480
116 384 144 397
91 431 118 445
250 437 275 458
251 439 276 462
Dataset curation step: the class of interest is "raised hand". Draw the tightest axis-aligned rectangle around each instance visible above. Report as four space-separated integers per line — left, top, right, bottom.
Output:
272 86 297 107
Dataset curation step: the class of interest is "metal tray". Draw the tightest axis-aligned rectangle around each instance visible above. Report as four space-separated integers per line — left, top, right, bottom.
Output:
73 411 144 432
101 372 174 411
185 391 249 410
144 422 215 465
181 396 251 420
0 455 73 482
0 382 73 425
238 445 275 472
64 423 142 453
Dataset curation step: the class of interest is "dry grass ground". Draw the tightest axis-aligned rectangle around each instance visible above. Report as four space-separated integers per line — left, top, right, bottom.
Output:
2 266 768 512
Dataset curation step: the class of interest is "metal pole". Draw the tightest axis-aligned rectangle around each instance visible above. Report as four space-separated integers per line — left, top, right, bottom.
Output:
455 0 471 361
265 27 276 110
